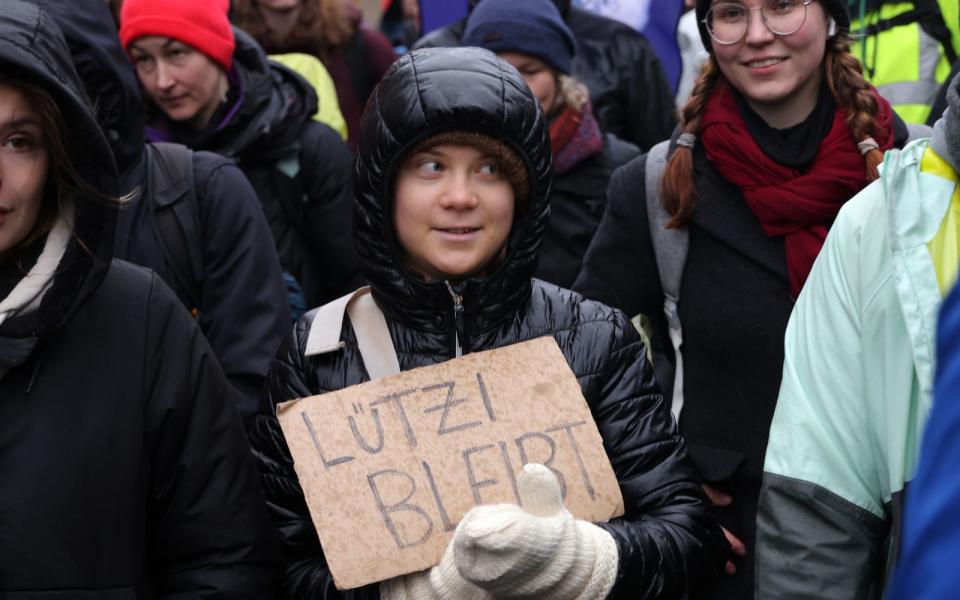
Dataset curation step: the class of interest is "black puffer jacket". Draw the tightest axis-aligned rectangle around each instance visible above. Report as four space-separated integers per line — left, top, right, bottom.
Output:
147 29 361 308
33 0 289 422
0 1 279 596
412 0 677 152
249 47 727 599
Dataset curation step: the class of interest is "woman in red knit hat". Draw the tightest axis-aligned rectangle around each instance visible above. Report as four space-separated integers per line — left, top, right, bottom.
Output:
119 0 362 314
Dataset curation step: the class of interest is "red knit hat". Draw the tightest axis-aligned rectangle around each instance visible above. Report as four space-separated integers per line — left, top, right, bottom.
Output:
119 0 235 71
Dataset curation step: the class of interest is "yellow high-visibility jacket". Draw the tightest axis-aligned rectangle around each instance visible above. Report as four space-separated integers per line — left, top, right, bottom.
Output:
851 0 960 124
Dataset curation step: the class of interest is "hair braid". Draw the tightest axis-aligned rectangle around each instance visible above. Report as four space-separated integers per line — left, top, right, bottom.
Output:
661 58 719 228
824 33 885 181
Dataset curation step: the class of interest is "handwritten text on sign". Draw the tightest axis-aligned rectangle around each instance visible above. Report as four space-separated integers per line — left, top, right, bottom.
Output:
277 337 624 590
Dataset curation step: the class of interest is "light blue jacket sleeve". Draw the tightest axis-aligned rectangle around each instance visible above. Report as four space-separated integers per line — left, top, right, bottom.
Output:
756 190 890 600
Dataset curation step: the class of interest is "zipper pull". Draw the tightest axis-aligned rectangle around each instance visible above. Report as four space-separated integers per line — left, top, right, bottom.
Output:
445 281 465 357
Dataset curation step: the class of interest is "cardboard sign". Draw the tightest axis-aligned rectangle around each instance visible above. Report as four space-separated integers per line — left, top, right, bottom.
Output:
277 337 624 590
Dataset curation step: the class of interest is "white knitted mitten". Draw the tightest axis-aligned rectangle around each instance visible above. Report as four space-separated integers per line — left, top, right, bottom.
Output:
379 538 492 600
452 463 619 599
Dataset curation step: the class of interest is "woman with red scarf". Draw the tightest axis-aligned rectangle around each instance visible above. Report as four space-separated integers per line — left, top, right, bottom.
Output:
462 0 639 290
574 1 910 598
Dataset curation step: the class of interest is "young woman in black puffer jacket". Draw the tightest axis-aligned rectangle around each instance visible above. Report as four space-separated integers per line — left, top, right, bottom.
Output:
249 46 728 599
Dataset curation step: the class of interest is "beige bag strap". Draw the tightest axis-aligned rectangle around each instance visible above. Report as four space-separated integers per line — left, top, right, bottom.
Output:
304 286 400 381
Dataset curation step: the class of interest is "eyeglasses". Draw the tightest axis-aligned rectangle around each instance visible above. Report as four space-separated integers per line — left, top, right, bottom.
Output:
703 0 815 45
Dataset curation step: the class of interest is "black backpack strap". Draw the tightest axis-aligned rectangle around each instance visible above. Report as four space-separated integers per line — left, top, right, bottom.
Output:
144 142 204 314
859 0 958 65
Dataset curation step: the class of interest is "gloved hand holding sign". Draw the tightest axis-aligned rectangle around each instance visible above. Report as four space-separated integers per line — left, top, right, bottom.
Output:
381 463 619 600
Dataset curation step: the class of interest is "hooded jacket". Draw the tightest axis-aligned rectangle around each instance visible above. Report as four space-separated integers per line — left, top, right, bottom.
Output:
0 1 279 596
757 77 955 593
147 29 361 308
755 136 943 600
412 0 676 153
574 95 911 598
32 0 289 422
248 46 727 599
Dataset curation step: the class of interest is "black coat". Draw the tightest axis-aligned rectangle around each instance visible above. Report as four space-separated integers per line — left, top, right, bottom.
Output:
31 0 290 422
0 2 279 596
574 121 910 599
116 152 291 421
536 134 639 288
249 47 727 599
412 4 677 152
148 29 362 308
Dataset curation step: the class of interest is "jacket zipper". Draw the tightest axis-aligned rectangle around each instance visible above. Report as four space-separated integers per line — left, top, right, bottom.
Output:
445 281 464 358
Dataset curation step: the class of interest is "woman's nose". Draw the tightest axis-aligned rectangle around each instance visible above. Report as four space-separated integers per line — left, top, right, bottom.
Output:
439 172 479 209
744 7 775 44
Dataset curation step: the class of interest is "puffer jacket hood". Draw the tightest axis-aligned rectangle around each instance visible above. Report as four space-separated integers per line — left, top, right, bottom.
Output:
29 0 145 176
0 0 117 365
355 47 552 336
154 27 319 164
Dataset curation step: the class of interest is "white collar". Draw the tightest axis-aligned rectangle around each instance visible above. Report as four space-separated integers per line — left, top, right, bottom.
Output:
0 205 74 328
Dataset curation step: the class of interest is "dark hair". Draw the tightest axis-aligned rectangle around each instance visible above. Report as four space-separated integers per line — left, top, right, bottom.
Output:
661 33 884 228
233 0 352 58
0 76 108 266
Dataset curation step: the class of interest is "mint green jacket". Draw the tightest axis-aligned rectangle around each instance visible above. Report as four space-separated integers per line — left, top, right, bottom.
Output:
755 139 950 599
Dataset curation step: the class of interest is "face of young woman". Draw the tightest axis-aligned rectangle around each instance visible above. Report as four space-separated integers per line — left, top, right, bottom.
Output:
0 81 49 256
256 0 303 38
710 0 830 128
393 144 515 282
498 52 560 115
129 36 228 130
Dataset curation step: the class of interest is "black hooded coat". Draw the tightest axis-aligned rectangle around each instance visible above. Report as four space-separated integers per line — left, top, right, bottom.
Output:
30 0 290 422
248 47 727 599
413 0 677 153
0 1 279 596
147 29 362 309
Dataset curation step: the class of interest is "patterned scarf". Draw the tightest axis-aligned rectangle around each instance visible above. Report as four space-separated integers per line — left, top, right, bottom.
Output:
549 100 605 175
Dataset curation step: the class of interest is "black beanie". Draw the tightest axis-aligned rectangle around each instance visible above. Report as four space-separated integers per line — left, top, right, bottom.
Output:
463 0 576 75
695 0 851 52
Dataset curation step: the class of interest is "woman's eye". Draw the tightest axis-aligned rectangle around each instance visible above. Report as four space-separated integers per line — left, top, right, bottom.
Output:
133 55 155 70
419 161 442 173
478 163 499 176
5 136 35 151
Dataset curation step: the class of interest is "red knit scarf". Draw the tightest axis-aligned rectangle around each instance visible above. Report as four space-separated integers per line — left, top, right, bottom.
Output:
549 100 604 175
700 79 895 296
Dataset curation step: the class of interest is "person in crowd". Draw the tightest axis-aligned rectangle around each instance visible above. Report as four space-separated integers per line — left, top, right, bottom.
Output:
676 0 710 105
234 0 397 151
270 51 349 138
0 0 279 595
119 0 361 312
249 46 729 598
573 0 910 597
847 0 960 125
32 0 289 423
380 0 420 54
888 281 960 600
413 0 676 153
755 72 960 600
461 0 638 289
